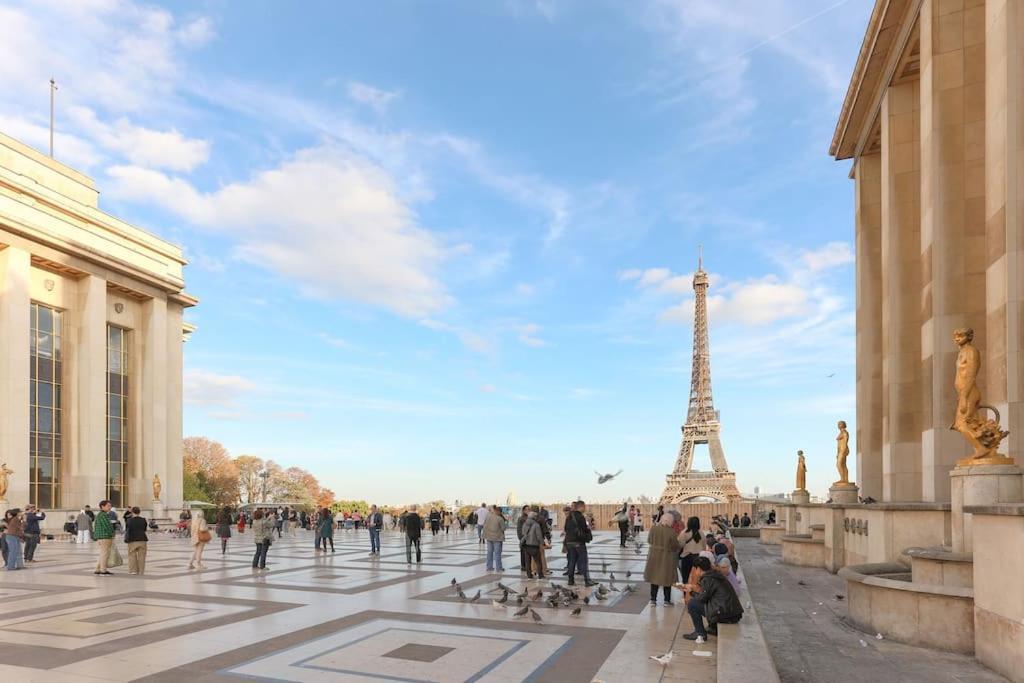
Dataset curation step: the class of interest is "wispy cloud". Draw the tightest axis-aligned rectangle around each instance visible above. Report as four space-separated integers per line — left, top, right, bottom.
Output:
347 81 400 113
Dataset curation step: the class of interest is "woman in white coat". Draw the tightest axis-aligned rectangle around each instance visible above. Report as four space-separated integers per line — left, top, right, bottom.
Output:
189 510 210 570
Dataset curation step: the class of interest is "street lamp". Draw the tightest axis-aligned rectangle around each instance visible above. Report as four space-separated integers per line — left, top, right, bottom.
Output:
259 470 270 503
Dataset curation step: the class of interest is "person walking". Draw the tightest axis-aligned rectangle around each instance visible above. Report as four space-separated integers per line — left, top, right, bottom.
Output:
367 505 383 556
429 508 441 536
124 506 149 575
645 513 682 606
93 500 115 575
3 509 25 570
520 510 546 579
76 508 92 544
474 503 489 544
404 506 423 564
237 511 246 534
274 509 283 538
216 507 233 554
318 508 335 552
564 500 596 587
442 509 452 534
614 503 629 547
679 516 703 583
482 505 506 572
189 509 210 570
251 510 273 570
23 504 45 563
516 505 530 574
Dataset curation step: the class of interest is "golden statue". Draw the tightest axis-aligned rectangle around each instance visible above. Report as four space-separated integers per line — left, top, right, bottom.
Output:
0 462 12 499
835 421 850 484
796 451 807 490
152 474 162 500
950 328 1010 464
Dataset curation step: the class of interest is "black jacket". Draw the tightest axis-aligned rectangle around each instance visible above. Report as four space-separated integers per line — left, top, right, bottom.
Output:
564 510 592 545
124 516 149 543
405 513 422 539
697 571 744 625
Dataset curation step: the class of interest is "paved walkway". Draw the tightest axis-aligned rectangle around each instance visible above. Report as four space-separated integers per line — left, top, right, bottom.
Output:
736 538 1007 683
0 527 712 682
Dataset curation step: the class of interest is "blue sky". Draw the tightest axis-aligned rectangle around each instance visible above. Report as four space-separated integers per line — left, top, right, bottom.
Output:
1 0 872 504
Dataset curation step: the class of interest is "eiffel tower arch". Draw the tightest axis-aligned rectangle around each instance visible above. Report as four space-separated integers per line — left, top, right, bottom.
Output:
660 254 742 504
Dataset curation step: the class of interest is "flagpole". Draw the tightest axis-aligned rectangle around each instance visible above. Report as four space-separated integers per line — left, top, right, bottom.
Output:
49 78 57 158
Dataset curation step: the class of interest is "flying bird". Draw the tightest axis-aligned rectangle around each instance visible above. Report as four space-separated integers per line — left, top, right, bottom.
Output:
530 609 543 623
649 651 674 666
513 605 530 617
594 469 623 485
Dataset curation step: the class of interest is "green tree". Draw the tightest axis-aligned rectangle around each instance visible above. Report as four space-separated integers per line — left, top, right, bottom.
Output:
331 499 370 515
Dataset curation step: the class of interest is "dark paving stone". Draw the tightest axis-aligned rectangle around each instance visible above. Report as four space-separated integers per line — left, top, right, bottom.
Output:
382 643 455 662
77 611 138 624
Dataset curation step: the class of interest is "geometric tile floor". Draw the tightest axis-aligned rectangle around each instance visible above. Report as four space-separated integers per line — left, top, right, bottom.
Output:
0 529 714 682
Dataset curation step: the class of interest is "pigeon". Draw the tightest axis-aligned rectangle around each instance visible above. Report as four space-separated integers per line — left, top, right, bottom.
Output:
469 590 481 603
649 652 674 666
513 605 530 617
596 584 609 595
634 548 642 555
532 589 544 601
875 633 884 640
497 582 514 593
797 580 807 586
583 596 591 605
834 594 845 601
625 570 632 579
622 584 636 594
609 572 616 581
530 609 543 623
595 469 623 484
450 577 457 586
516 596 525 605
608 584 620 592
457 588 467 599
594 592 608 601
570 606 582 616
497 590 509 604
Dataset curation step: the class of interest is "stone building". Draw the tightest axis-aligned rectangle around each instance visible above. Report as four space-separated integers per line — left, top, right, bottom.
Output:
0 131 194 513
831 0 1022 503
771 2 1024 679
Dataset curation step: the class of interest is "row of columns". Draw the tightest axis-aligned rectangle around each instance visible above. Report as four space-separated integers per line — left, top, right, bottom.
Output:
856 0 1024 503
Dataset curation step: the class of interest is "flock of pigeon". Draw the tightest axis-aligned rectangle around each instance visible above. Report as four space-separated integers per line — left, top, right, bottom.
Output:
448 571 637 624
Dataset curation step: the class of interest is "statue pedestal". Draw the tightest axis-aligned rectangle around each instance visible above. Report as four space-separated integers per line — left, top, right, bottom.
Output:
791 489 810 505
829 483 860 505
152 499 166 520
950 462 1022 553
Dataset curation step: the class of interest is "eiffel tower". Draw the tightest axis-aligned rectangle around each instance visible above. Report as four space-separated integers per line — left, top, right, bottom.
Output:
660 253 742 503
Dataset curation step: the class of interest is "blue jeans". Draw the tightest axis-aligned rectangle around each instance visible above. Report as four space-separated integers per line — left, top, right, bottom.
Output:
369 527 381 553
476 524 484 542
252 541 269 568
5 535 23 570
567 543 590 582
486 540 503 570
687 596 707 637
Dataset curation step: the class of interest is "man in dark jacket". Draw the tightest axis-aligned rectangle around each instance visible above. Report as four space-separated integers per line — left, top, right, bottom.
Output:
516 505 530 574
367 505 384 555
124 506 149 575
23 504 45 562
564 500 596 587
404 506 423 564
683 556 743 641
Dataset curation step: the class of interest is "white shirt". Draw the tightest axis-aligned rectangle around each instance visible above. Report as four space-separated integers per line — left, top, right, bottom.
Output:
475 507 489 525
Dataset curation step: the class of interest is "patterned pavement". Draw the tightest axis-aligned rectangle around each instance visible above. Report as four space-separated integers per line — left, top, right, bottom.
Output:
0 528 716 682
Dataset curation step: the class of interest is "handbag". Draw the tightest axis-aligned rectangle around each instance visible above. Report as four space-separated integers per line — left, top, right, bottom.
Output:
108 544 124 568
198 529 212 543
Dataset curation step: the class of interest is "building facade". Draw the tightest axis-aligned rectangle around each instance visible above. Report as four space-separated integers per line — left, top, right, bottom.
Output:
832 0 1023 503
0 132 194 513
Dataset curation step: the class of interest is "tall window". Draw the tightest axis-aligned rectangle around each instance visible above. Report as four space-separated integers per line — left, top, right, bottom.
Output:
106 326 129 507
30 303 63 508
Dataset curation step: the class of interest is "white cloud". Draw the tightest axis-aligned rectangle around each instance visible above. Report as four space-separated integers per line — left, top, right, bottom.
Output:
184 369 256 408
347 81 400 113
69 106 209 171
799 241 854 272
659 276 809 326
419 319 493 354
107 145 452 318
516 322 549 348
319 333 353 350
177 16 215 47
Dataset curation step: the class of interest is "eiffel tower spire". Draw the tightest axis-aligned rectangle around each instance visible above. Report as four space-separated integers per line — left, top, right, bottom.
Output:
660 251 742 503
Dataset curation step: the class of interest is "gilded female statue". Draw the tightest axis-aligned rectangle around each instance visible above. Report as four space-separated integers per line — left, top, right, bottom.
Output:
0 463 12 499
950 327 1009 460
795 451 807 491
152 474 162 500
835 421 850 484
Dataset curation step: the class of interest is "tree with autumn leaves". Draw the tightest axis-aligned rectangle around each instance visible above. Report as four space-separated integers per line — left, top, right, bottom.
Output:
182 436 335 508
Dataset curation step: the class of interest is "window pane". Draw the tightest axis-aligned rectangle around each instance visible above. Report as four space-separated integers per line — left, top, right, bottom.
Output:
52 310 62 336
37 485 52 509
37 306 52 334
37 457 53 483
108 417 121 441
108 394 121 418
38 360 52 382
36 332 53 358
108 441 121 462
37 408 52 432
37 435 52 456
38 382 53 408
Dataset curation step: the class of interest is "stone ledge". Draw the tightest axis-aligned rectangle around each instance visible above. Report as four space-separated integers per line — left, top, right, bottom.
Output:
902 546 973 563
781 534 823 544
840 564 973 598
963 503 1024 517
717 560 780 683
856 501 952 511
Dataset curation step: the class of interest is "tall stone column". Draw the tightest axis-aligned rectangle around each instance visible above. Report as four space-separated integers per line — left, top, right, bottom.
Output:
135 296 168 504
919 0 987 501
985 0 1024 464
881 80 924 502
855 154 884 500
0 246 31 506
165 303 184 511
66 274 107 507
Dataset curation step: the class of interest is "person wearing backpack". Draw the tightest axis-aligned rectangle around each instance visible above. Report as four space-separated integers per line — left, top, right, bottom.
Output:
564 500 596 587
